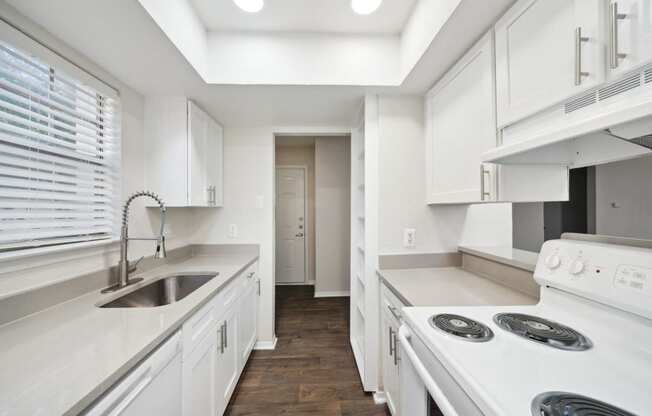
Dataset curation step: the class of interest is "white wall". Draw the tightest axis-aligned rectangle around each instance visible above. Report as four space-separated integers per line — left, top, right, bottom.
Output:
137 0 208 78
207 32 400 85
400 0 461 78
315 136 351 296
595 155 652 239
377 95 512 254
0 3 195 296
275 143 316 283
191 127 276 344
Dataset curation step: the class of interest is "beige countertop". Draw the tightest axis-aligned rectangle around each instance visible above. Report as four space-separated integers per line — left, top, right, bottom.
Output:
0 252 258 416
458 245 539 272
378 267 538 307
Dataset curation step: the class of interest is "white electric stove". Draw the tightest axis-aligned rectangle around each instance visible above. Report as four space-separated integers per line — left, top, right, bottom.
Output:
399 237 652 416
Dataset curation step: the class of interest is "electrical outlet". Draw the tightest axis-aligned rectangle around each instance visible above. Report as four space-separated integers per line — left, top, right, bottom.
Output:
404 228 416 248
228 224 238 238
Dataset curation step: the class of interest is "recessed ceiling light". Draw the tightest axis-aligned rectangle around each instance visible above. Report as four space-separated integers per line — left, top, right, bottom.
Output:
351 0 382 15
233 0 264 13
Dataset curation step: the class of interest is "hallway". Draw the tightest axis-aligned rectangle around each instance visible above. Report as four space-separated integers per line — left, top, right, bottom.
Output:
225 286 390 416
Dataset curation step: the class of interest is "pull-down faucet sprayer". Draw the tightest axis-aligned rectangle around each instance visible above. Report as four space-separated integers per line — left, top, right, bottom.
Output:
102 191 167 293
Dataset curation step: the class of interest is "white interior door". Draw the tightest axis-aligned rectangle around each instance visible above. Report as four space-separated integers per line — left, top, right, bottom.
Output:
275 167 306 284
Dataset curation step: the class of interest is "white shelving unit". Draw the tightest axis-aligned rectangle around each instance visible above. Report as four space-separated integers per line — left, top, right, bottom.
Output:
350 95 379 392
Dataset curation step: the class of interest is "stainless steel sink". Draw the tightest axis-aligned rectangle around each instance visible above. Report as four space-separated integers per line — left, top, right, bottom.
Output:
99 273 218 308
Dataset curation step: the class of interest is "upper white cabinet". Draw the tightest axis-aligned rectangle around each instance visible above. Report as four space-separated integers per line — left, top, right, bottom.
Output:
426 31 570 204
495 0 604 127
145 97 223 207
606 0 652 79
426 31 497 204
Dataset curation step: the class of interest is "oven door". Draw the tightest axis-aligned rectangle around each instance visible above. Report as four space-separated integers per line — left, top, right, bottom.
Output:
398 325 483 416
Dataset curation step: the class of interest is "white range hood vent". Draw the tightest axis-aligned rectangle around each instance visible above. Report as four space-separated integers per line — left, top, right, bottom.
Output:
485 64 652 168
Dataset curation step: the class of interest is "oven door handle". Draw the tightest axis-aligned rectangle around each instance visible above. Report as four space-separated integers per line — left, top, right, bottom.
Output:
398 325 460 416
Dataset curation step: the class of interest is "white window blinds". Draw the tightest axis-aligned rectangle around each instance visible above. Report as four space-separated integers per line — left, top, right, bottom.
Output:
0 33 121 252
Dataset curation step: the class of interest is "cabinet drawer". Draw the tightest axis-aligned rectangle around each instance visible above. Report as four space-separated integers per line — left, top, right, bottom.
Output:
213 274 245 312
381 284 406 325
182 299 217 358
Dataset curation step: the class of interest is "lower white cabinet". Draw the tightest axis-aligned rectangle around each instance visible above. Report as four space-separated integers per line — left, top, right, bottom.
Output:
183 331 218 416
381 285 404 415
84 332 183 416
238 272 258 367
215 304 240 414
181 263 259 416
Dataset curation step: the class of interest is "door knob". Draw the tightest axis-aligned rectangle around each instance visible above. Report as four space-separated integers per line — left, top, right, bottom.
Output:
296 233 304 237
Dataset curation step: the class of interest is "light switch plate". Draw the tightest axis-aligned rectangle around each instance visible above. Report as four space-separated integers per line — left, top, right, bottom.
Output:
403 228 416 248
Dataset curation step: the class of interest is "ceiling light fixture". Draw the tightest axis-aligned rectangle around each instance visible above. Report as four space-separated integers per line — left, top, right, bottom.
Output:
351 0 382 15
233 0 264 13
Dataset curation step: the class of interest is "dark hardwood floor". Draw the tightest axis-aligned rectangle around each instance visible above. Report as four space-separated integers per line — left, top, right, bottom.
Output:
225 285 390 416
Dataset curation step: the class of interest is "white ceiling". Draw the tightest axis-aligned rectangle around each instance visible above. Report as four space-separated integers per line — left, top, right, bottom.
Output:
3 0 513 127
190 0 417 35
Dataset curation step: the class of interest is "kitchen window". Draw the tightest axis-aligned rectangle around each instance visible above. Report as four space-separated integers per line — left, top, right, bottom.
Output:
0 22 121 253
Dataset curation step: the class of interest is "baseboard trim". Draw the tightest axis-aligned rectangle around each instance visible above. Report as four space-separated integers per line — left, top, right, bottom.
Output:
314 290 350 298
254 337 278 350
373 391 387 405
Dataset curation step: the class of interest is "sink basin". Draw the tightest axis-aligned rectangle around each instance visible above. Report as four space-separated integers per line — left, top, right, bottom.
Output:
100 273 218 308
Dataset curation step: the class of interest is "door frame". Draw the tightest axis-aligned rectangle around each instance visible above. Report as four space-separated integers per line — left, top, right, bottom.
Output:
275 165 309 285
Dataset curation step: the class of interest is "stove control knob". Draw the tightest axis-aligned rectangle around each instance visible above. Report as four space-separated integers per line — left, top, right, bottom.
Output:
545 254 562 270
570 259 585 276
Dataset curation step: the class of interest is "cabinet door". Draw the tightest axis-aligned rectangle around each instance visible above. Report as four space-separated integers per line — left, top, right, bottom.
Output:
182 332 217 416
206 119 224 206
495 0 603 127
215 306 239 414
188 101 210 206
426 32 496 204
607 0 652 78
238 278 258 368
381 310 399 415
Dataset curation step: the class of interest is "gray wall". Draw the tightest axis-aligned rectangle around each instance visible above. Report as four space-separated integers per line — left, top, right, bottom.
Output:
595 155 652 239
315 136 351 295
512 203 545 252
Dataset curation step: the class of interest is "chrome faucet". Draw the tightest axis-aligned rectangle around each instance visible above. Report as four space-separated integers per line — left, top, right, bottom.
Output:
102 191 167 293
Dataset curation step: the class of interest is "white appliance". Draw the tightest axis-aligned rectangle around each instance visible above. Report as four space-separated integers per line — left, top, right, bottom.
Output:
83 331 182 416
399 236 652 416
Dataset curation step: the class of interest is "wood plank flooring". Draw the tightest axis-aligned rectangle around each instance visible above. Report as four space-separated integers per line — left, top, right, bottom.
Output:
225 285 390 416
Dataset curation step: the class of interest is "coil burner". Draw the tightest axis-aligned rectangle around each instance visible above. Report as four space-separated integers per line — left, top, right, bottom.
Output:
430 314 494 342
494 313 592 351
532 392 637 416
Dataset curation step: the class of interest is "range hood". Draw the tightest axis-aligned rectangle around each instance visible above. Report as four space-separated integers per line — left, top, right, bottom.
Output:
484 65 652 168
484 113 652 169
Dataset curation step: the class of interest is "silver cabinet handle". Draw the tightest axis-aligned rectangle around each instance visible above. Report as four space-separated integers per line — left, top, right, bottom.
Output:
389 327 394 357
393 329 399 366
207 186 212 205
388 305 402 321
257 279 261 295
609 2 627 69
219 323 225 354
480 164 491 201
574 27 589 85
224 320 228 349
